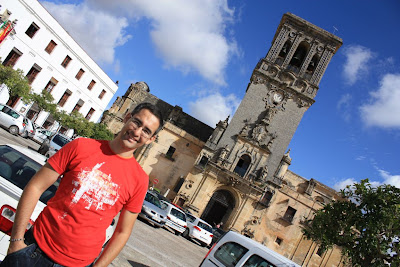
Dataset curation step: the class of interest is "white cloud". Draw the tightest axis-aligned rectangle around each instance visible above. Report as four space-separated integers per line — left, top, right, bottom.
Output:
81 0 237 85
41 1 131 65
332 169 400 192
378 169 400 188
337 93 352 122
360 73 400 128
342 45 373 85
189 92 240 127
355 156 366 161
333 178 357 191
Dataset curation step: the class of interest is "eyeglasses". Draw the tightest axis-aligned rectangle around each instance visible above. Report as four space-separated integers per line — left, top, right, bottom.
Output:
130 118 153 139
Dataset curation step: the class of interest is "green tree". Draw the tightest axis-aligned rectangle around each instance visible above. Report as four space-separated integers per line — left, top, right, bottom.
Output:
0 64 31 102
54 110 113 139
91 122 113 140
28 89 58 117
302 179 400 266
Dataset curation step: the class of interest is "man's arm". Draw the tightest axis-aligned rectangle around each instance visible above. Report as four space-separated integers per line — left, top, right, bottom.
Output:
93 209 138 267
7 163 60 254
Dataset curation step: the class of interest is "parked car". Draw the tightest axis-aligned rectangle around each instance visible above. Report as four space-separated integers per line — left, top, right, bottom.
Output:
21 118 35 138
162 202 187 235
200 230 301 267
209 227 227 247
38 132 72 157
31 127 53 144
150 190 170 203
184 213 213 247
0 144 116 260
138 191 167 228
0 104 27 135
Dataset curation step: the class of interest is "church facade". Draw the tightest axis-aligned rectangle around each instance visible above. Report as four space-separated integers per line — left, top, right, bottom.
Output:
102 13 345 266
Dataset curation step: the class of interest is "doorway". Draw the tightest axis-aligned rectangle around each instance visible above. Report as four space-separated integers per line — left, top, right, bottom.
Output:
201 190 235 228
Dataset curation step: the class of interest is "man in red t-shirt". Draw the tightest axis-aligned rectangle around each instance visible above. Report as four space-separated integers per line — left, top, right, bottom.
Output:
3 103 163 267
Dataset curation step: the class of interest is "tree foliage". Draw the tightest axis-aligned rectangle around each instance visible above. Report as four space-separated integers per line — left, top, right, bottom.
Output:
0 63 113 140
302 179 400 266
0 64 31 102
28 89 57 114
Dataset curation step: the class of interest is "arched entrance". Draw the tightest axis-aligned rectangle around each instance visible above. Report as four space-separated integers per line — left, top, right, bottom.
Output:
201 190 235 228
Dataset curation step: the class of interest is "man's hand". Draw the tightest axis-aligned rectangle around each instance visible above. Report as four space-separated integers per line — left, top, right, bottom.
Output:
7 241 27 255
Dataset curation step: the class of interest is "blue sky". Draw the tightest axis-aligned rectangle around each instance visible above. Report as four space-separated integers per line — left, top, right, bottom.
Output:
40 0 400 190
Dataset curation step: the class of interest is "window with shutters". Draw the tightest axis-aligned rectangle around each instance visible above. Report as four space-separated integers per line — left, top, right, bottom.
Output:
85 108 95 120
58 90 72 107
99 89 106 99
25 22 40 38
44 40 57 54
25 64 42 85
75 68 85 80
44 78 58 93
61 55 72 68
72 99 84 113
2 48 23 68
87 80 96 90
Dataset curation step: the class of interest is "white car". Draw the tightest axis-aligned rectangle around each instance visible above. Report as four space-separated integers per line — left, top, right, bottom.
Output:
184 213 213 247
31 127 53 144
0 104 26 135
139 191 167 228
21 118 35 139
162 202 187 235
38 132 72 157
0 144 115 260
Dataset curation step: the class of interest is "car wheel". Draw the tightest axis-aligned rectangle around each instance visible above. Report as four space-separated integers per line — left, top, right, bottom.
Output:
9 126 19 135
201 242 207 247
38 145 48 155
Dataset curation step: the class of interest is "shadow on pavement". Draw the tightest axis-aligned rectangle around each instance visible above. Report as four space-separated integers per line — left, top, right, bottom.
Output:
128 260 150 267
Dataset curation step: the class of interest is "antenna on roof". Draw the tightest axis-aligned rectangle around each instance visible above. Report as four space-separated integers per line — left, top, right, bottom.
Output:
333 26 338 35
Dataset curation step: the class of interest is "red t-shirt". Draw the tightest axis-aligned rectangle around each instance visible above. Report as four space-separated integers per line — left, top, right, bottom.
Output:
33 138 149 266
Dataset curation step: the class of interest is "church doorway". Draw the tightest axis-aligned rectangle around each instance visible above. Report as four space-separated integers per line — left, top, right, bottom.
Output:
201 190 235 228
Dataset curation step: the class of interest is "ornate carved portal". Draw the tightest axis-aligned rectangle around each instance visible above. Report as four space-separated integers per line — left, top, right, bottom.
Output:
201 190 235 228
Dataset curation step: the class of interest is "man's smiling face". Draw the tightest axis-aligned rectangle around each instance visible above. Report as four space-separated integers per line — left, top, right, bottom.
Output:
118 108 160 151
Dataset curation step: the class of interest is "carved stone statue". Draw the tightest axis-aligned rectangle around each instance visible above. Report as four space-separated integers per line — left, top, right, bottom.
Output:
240 124 249 136
217 145 230 165
252 124 267 143
260 165 268 182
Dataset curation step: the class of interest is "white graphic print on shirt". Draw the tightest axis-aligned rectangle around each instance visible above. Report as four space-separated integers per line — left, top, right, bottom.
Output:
71 162 120 210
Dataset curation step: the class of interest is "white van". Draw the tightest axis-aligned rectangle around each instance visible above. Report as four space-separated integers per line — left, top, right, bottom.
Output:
200 231 300 267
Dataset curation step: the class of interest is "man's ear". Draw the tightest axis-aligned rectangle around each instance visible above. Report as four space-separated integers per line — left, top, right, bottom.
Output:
145 134 157 145
123 113 132 123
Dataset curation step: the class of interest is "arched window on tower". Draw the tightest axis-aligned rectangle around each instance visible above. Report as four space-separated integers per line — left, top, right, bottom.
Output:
288 41 309 73
234 154 251 177
307 54 319 73
276 41 291 65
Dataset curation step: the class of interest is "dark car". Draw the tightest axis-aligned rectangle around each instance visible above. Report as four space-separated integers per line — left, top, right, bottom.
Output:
209 227 227 247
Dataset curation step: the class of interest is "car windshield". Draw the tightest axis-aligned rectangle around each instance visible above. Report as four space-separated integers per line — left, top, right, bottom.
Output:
171 208 186 221
186 214 196 223
53 134 70 147
198 221 212 233
0 145 58 204
145 192 162 208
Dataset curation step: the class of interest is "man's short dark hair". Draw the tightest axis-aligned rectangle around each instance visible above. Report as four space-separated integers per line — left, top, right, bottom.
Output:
131 102 164 135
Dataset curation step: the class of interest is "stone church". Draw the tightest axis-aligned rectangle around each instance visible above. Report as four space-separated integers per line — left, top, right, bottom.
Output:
102 13 345 266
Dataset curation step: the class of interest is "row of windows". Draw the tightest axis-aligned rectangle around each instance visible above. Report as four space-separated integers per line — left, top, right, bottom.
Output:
2 48 107 101
23 22 104 93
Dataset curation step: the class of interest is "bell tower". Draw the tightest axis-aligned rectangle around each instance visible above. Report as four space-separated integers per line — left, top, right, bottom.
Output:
203 13 342 187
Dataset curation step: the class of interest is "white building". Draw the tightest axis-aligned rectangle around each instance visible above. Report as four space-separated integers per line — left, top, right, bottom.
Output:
0 0 118 133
